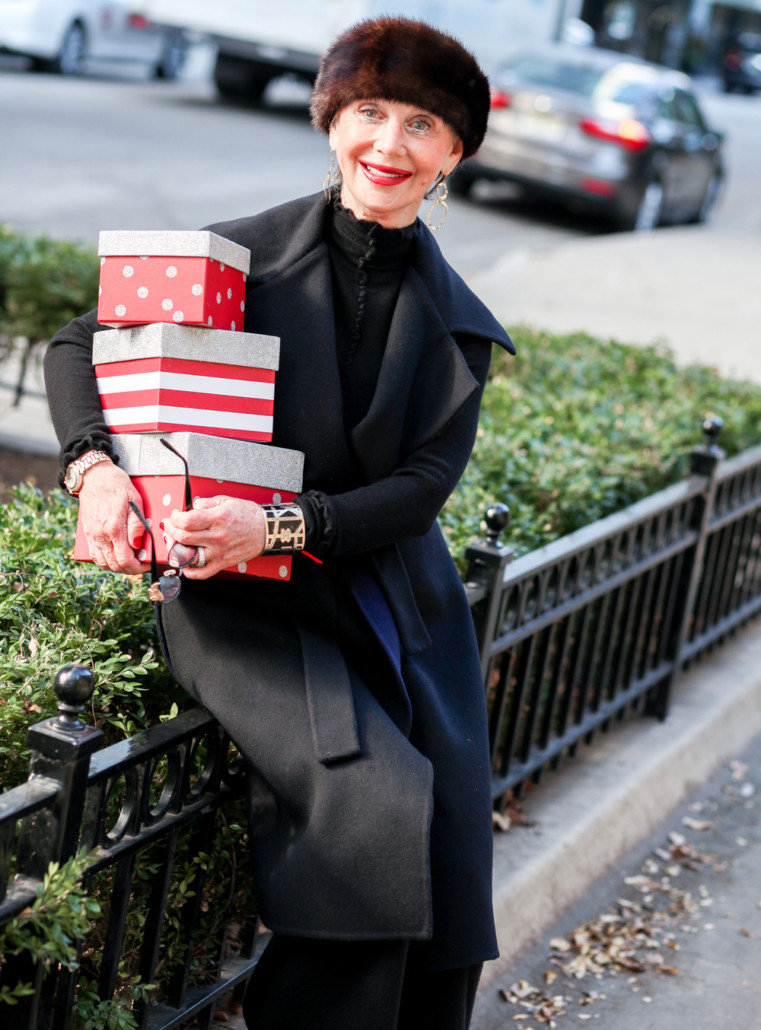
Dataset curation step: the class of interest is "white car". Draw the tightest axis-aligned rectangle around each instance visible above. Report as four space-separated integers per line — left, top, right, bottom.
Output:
0 0 186 77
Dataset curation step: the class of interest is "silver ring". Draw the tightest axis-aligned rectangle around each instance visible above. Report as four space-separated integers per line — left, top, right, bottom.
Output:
195 545 207 568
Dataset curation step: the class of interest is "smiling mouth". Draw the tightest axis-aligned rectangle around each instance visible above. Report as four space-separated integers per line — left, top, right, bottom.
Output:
360 161 413 185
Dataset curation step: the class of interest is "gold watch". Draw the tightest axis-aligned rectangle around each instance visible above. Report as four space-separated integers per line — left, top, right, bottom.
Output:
63 450 112 496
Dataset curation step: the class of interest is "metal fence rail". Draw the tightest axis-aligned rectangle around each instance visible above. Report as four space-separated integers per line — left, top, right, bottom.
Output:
685 443 761 660
0 668 259 1030
4 418 761 1027
463 418 761 801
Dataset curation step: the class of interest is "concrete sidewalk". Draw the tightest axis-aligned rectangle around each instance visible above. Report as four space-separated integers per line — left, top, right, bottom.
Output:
471 621 761 1028
469 226 761 384
0 359 57 457
473 671 761 1029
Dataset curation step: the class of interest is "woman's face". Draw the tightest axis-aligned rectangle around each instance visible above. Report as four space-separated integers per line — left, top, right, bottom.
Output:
329 99 464 229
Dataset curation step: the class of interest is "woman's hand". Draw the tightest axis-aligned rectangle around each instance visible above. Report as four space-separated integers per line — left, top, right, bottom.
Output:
163 497 266 579
77 461 151 575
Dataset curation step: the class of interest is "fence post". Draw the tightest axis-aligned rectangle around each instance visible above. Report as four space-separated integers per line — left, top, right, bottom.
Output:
9 665 103 1029
464 503 514 683
648 416 725 720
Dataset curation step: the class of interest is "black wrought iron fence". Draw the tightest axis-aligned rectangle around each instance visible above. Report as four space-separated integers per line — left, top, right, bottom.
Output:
0 667 259 1030
3 418 761 1028
462 417 761 801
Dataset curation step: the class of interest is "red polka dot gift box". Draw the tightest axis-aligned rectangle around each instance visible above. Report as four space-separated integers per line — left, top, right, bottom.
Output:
73 431 305 581
96 230 249 330
92 323 279 442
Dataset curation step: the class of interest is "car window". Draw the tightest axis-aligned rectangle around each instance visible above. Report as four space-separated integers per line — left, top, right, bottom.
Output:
499 54 605 96
656 88 678 120
672 90 707 130
598 78 657 115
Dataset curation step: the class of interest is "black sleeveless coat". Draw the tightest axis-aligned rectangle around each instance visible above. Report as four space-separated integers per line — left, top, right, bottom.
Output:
44 193 514 970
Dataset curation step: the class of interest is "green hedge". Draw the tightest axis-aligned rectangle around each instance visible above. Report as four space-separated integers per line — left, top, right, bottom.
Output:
3 325 760 793
0 226 99 346
441 329 761 563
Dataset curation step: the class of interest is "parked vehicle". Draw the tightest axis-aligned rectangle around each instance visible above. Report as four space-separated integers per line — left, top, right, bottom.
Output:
721 32 761 94
0 0 187 78
451 45 725 232
131 0 568 104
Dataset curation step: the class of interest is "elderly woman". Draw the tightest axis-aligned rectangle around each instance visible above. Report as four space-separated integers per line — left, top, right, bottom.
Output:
44 17 514 1030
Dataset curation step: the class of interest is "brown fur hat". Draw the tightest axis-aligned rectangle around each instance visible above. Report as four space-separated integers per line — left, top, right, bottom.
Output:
310 17 490 159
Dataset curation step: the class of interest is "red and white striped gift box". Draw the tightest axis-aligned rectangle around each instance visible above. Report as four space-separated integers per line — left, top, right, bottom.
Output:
93 324 279 442
96 230 250 330
73 432 305 581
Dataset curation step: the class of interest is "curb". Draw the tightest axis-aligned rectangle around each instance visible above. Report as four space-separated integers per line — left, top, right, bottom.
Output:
481 621 761 992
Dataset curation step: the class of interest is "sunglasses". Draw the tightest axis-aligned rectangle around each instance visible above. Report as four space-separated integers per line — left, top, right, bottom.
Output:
129 500 182 603
159 438 199 571
129 438 199 603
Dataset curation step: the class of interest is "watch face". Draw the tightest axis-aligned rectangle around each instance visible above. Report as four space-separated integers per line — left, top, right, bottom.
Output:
64 465 81 492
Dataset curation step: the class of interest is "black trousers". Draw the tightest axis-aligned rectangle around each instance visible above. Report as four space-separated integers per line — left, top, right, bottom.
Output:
242 935 482 1030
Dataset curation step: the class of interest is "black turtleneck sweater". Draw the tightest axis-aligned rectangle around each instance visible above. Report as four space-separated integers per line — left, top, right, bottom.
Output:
327 200 419 431
297 198 490 559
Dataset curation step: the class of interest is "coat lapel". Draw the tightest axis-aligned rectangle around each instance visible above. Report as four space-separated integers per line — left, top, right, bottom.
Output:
245 240 357 487
349 266 480 483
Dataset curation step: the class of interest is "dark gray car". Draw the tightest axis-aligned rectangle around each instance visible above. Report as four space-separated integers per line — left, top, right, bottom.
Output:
452 45 725 232
721 33 761 93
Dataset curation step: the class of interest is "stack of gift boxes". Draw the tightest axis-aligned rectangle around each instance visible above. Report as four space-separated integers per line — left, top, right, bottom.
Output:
74 229 304 581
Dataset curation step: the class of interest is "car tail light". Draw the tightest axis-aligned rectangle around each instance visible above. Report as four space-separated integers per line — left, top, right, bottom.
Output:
724 50 741 69
128 14 151 30
581 178 617 197
491 90 511 109
579 116 651 152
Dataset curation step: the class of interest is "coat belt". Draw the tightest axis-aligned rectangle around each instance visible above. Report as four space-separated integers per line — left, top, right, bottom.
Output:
297 623 361 765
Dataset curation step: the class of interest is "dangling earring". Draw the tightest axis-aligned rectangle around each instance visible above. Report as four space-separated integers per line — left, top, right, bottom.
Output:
323 151 339 202
427 174 449 231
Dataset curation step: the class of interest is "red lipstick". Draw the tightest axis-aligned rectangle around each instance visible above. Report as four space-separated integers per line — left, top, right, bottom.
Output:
360 161 413 186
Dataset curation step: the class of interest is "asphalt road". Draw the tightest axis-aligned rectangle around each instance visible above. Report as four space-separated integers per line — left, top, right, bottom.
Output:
0 51 583 282
5 50 758 283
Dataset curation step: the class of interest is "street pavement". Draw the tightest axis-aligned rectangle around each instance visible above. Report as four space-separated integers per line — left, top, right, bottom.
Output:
469 225 761 385
472 703 761 1030
2 221 760 1030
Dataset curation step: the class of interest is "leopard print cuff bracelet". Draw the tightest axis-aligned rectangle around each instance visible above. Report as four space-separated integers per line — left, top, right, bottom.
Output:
260 504 306 554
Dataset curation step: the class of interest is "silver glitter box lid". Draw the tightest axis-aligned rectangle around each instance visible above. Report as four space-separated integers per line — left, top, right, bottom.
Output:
93 324 279 371
98 230 251 275
112 432 304 493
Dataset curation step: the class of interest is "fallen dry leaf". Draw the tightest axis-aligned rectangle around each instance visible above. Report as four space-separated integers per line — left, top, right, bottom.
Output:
492 810 511 833
682 817 713 831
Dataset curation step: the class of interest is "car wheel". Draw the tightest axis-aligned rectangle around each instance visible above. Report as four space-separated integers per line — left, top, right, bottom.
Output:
214 54 271 102
632 180 664 232
54 21 87 76
154 35 187 81
692 173 723 224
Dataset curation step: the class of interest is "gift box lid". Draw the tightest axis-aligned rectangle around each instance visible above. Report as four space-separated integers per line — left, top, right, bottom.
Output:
98 230 250 275
112 432 304 493
93 324 279 371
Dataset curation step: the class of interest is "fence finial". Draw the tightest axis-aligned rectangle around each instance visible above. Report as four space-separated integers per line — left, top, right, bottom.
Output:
483 503 511 547
701 414 724 453
54 665 95 734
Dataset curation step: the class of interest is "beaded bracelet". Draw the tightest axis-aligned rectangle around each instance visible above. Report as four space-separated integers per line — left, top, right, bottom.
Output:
260 504 306 554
